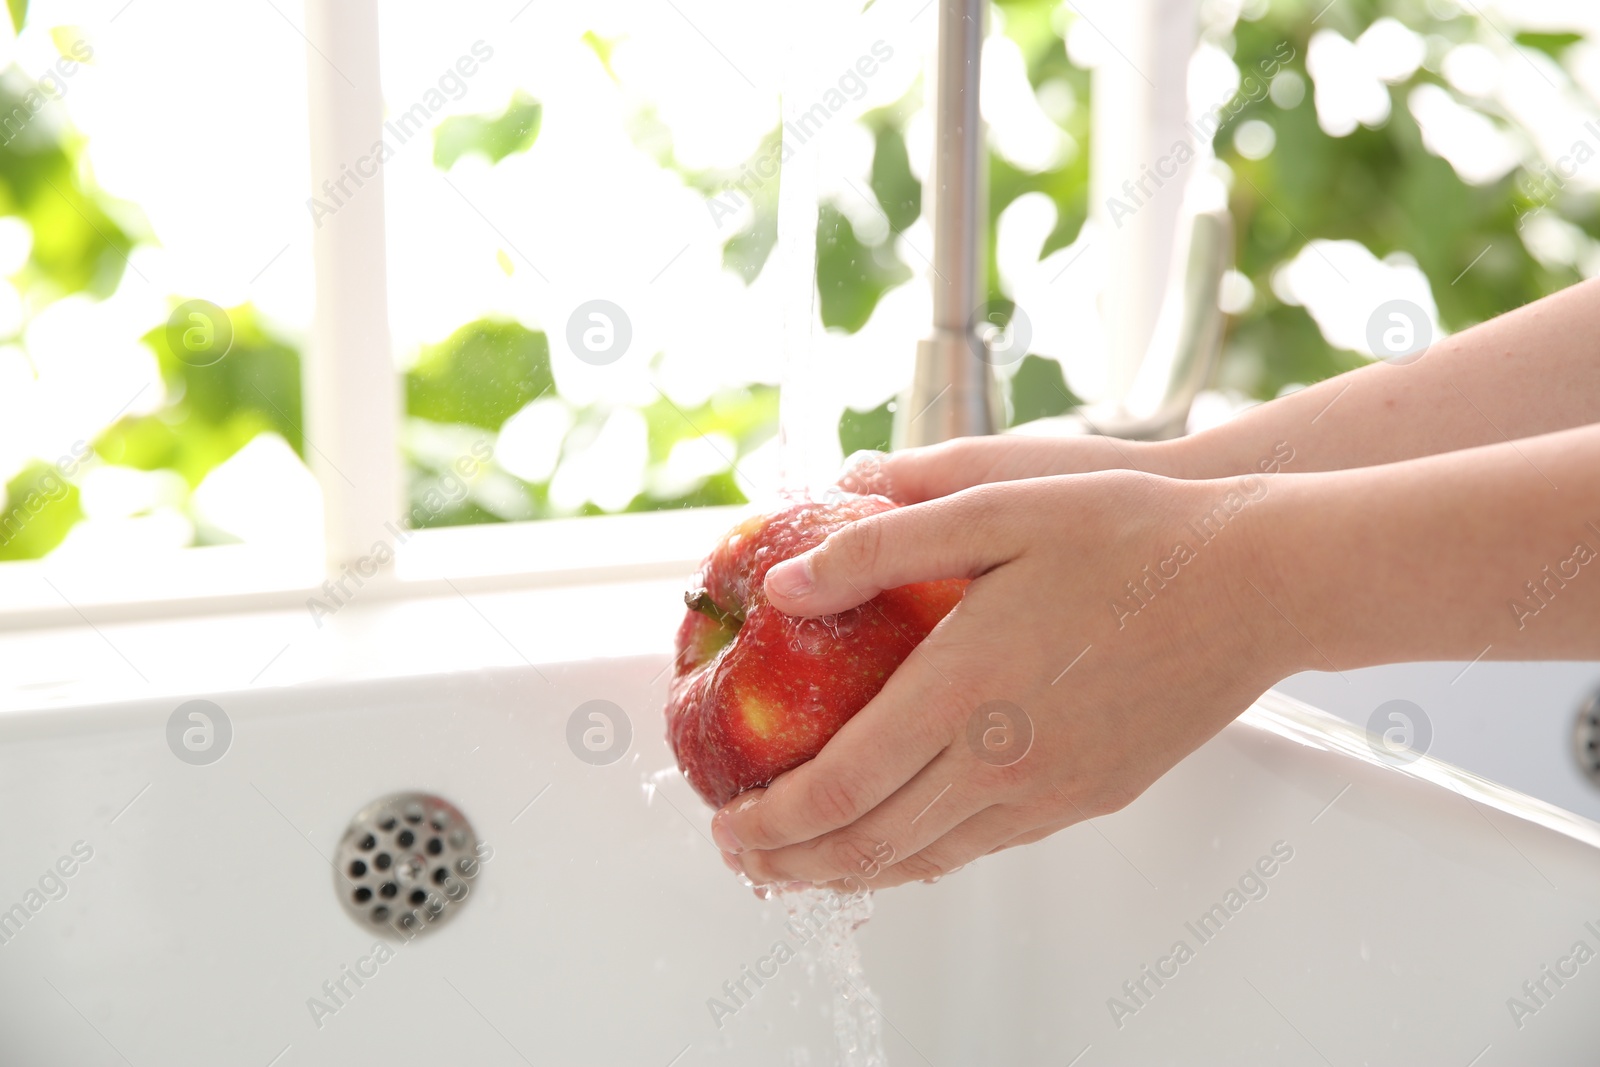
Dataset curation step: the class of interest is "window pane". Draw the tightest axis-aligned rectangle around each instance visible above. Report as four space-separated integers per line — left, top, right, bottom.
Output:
0 1 317 564
376 3 933 527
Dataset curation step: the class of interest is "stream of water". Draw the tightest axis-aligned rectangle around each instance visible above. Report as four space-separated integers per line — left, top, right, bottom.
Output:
775 57 824 501
780 886 887 1067
772 16 889 1062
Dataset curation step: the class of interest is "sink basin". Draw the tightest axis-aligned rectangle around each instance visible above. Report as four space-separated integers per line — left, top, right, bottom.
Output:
1278 662 1600 823
1 579 1596 1065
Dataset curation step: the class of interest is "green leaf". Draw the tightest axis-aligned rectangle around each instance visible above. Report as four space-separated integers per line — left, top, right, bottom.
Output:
627 468 748 512
405 318 554 431
101 304 305 491
639 385 779 466
0 461 82 561
838 399 894 455
869 125 920 233
816 203 911 333
6 0 25 34
433 91 542 170
719 127 781 284
1007 354 1081 427
0 81 139 297
721 177 778 284
1515 31 1583 59
581 30 619 81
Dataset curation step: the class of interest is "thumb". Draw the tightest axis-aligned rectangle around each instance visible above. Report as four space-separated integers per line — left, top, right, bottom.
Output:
763 488 1020 617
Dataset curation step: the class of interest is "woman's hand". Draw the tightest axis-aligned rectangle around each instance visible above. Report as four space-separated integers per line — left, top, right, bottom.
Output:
715 412 1600 891
710 469 1295 890
835 433 1187 504
859 275 1600 508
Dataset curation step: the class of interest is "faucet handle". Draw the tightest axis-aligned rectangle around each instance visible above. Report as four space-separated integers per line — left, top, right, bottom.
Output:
1072 178 1234 442
1119 185 1234 439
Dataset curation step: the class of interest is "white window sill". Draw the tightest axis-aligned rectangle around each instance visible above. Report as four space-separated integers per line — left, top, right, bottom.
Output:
0 505 747 632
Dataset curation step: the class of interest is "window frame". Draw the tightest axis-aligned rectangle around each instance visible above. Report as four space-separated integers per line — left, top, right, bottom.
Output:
0 0 1191 630
0 0 749 631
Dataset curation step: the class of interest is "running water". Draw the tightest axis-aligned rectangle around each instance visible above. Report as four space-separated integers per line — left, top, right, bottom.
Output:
775 69 824 500
643 769 889 1065
778 885 887 1067
646 10 891 1062
771 19 889 1067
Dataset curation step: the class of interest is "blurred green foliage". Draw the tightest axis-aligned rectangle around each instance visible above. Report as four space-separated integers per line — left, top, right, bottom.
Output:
0 62 139 556
0 461 80 560
866 118 921 232
817 203 913 331
839 399 895 456
1008 353 1083 424
406 319 553 430
3 0 1597 560
433 91 542 170
991 0 1092 263
0 82 133 300
400 377 779 525
1216 0 1584 399
98 306 305 490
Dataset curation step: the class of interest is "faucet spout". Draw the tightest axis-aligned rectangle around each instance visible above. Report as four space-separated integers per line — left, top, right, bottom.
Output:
896 0 999 448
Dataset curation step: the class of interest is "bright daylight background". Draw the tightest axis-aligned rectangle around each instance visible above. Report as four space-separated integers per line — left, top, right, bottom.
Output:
0 0 1598 566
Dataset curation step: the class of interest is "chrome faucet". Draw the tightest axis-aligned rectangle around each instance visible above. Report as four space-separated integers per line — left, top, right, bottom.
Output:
896 0 999 447
897 0 1230 448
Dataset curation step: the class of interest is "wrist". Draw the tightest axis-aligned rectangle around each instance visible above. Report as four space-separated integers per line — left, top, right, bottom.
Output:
1139 432 1233 481
1191 470 1318 687
1106 471 1308 695
1113 436 1204 479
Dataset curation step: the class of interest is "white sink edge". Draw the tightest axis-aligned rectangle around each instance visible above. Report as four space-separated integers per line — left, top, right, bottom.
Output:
1252 686 1600 851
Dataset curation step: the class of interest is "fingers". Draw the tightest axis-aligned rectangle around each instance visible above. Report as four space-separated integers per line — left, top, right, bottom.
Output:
835 442 1000 503
764 487 1022 617
836 437 1136 504
736 746 981 885
825 805 1045 891
985 819 1075 855
712 635 970 854
833 450 901 498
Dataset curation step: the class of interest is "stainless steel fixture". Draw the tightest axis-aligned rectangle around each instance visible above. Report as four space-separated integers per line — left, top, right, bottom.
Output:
334 792 483 937
1085 188 1232 440
899 0 1228 447
898 0 999 447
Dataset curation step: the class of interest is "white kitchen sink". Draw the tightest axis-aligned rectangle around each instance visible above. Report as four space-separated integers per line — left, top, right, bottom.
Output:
1 580 1597 1065
1278 662 1600 823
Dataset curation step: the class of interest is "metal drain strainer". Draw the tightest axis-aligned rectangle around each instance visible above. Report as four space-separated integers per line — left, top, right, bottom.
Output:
334 792 481 937
1574 690 1600 788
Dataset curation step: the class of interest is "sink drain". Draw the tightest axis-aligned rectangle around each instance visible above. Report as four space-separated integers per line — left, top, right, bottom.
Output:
1573 690 1600 788
334 792 482 937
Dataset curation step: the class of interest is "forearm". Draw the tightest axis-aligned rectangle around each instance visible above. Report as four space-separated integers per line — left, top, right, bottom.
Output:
1247 422 1600 672
1157 277 1600 480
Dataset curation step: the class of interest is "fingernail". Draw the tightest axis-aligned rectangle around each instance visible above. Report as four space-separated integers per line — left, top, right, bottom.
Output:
766 557 813 600
711 815 745 855
720 850 745 876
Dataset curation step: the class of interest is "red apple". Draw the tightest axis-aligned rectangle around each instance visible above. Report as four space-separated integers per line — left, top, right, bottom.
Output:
665 493 967 808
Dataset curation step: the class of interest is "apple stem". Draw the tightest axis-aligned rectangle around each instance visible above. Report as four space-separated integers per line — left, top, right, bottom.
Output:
685 589 741 628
